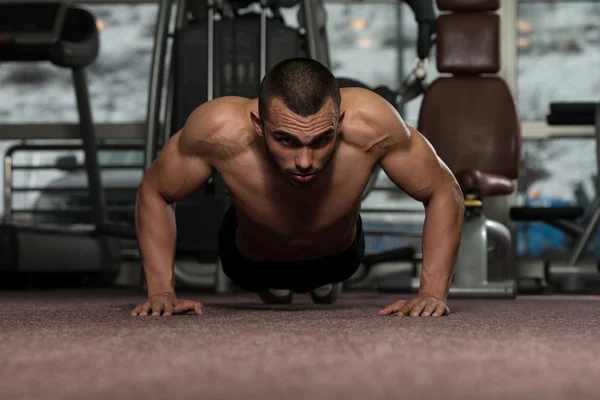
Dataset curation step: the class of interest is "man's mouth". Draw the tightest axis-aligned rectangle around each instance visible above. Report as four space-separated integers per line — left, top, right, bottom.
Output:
291 173 316 182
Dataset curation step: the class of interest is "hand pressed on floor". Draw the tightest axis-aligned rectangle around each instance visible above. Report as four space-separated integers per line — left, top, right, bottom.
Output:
379 293 449 317
131 293 204 317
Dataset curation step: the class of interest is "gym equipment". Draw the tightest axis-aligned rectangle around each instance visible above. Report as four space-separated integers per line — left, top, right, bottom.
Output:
354 0 519 298
0 2 134 278
335 0 436 114
415 0 518 298
511 101 600 293
372 0 437 112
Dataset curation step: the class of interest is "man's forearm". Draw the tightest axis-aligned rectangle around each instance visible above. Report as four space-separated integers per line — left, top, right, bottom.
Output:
135 185 178 296
418 182 464 300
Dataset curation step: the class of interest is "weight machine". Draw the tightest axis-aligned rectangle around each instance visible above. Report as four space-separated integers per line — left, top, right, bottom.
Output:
351 0 519 299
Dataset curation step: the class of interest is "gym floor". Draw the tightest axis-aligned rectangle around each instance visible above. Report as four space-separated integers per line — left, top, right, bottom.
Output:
2 289 599 400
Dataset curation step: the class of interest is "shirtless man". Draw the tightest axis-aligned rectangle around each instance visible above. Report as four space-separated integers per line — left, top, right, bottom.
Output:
131 58 464 318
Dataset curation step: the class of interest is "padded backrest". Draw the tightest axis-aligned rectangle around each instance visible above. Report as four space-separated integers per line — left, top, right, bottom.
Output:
418 0 521 179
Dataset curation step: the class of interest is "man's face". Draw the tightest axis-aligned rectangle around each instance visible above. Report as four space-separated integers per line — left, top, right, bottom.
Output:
253 98 343 187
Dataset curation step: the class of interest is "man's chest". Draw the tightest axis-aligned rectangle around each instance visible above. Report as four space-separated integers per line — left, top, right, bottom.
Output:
217 147 372 236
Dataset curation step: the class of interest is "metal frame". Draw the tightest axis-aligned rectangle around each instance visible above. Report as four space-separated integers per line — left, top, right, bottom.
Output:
144 0 173 170
3 143 142 223
0 123 146 140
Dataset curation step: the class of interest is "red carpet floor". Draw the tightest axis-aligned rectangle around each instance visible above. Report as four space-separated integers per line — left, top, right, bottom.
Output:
1 289 600 400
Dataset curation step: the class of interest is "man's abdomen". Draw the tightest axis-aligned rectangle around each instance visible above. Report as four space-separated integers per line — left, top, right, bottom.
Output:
235 209 359 262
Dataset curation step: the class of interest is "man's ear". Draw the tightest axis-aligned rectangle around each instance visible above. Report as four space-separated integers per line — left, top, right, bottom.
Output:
337 108 346 129
250 110 264 137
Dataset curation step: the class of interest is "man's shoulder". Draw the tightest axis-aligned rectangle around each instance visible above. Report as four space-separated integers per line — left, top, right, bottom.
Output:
181 96 257 158
340 88 410 156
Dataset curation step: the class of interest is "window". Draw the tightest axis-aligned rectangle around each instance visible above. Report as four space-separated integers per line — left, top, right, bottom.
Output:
0 3 159 124
320 3 430 122
323 3 403 89
280 2 406 94
516 1 600 121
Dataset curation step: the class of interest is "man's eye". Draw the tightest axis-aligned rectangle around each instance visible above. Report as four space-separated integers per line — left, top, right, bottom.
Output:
316 136 331 145
279 137 292 145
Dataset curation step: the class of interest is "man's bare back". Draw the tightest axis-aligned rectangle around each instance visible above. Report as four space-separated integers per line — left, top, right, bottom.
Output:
132 58 463 318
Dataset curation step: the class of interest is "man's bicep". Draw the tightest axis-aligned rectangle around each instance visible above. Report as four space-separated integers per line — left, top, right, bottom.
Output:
143 129 214 203
379 124 450 204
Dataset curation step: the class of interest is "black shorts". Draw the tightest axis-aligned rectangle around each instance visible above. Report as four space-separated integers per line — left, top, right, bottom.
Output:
218 206 365 293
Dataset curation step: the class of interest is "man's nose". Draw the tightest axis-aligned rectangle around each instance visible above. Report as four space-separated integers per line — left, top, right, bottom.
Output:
295 148 313 172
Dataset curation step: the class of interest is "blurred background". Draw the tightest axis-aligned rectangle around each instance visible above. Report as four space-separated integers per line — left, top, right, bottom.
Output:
0 0 599 294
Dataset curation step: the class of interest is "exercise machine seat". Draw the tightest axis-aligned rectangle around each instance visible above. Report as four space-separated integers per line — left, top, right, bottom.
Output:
418 0 521 198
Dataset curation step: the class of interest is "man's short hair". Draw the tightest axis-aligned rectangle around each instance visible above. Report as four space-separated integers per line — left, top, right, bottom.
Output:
258 58 341 121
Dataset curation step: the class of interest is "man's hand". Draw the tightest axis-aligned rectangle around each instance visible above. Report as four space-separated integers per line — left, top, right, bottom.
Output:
131 293 204 317
379 293 449 317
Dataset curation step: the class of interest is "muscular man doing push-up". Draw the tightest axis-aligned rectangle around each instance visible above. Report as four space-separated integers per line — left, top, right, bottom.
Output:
131 58 464 318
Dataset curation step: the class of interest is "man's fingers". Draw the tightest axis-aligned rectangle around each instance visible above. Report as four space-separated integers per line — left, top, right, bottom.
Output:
405 299 428 317
396 297 421 316
131 304 142 316
171 300 203 315
132 297 204 317
173 300 193 314
151 301 163 316
163 301 174 317
380 296 450 318
432 303 449 317
379 300 406 315
421 301 438 317
139 302 152 316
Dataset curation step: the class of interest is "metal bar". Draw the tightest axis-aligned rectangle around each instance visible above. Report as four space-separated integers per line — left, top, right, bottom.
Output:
0 123 146 140
302 0 321 62
568 204 600 267
145 0 172 170
12 207 134 214
548 219 585 237
11 164 143 171
3 143 142 222
317 0 331 68
207 0 215 101
396 2 405 115
260 0 268 79
579 196 600 225
595 101 600 194
12 187 138 192
5 143 143 156
4 153 14 223
72 67 108 226
162 0 187 146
